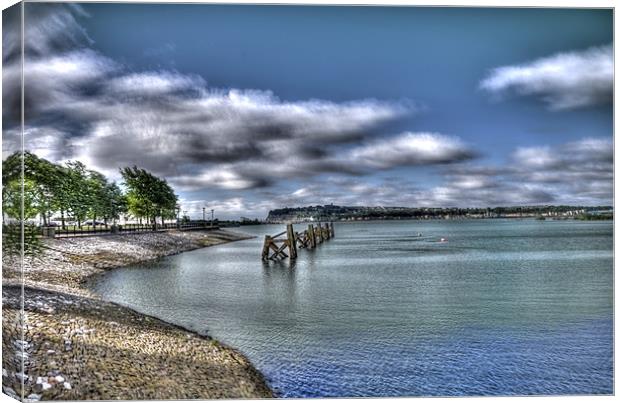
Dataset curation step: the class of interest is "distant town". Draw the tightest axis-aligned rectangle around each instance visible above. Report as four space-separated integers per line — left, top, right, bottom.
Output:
264 204 613 224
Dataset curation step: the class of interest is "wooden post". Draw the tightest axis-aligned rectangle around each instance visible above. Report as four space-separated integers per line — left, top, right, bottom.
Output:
330 222 335 238
286 224 298 260
324 223 330 240
308 224 316 248
317 222 324 243
262 235 271 261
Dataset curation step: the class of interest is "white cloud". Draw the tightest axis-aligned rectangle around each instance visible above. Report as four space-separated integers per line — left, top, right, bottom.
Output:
172 168 263 191
3 3 92 60
480 44 613 110
4 3 475 195
3 3 613 218
67 86 410 189
106 72 206 96
512 146 557 169
3 49 119 120
348 132 474 168
3 126 73 162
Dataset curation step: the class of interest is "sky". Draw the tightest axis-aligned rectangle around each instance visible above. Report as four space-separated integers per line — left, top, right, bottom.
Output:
2 3 614 219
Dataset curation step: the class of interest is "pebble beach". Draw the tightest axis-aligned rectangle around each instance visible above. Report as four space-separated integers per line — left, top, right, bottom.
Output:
2 229 274 401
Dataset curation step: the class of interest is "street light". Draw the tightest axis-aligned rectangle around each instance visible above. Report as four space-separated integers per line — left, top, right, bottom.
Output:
211 209 214 227
202 207 206 222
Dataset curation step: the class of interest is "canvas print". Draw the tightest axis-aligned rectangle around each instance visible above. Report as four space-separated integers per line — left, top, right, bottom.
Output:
1 1 614 401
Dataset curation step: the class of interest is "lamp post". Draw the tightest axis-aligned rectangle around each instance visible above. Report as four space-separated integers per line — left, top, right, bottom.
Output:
211 209 214 227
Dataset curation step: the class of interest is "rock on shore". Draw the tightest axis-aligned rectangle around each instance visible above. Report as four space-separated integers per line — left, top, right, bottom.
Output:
2 229 274 400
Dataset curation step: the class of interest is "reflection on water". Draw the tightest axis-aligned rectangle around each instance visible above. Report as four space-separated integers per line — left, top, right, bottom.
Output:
93 220 613 397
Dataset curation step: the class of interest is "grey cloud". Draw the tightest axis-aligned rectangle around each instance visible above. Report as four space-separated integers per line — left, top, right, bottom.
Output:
347 132 476 169
512 138 613 180
179 134 612 216
421 137 613 207
3 3 92 62
5 3 612 215
5 3 481 193
3 4 98 122
3 48 119 122
105 71 206 97
510 138 613 203
480 44 613 110
69 90 410 188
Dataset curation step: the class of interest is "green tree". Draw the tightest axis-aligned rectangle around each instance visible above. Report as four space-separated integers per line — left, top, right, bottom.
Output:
2 179 41 221
86 170 110 226
63 161 93 227
2 151 65 225
1 152 43 256
100 181 127 224
120 166 178 226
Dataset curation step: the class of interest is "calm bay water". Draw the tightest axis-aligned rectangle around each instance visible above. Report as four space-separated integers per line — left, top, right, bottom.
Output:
92 220 613 397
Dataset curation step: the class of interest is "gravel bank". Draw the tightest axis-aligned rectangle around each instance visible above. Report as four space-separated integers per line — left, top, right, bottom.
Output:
2 229 274 400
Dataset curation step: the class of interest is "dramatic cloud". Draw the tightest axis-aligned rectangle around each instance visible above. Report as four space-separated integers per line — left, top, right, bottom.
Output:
347 132 475 168
3 126 71 161
3 4 100 122
417 137 614 208
68 90 411 187
3 3 92 62
173 135 612 218
510 137 613 204
5 6 478 192
7 5 473 195
2 4 612 219
480 44 613 110
106 71 206 97
3 4 426 190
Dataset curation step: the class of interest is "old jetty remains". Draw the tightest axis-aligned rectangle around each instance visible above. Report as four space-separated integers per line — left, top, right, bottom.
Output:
261 222 335 261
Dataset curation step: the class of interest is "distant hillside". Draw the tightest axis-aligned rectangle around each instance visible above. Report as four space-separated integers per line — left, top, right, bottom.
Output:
265 204 612 223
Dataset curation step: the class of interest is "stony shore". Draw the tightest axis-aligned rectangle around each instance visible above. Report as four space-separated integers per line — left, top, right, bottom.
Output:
2 229 274 401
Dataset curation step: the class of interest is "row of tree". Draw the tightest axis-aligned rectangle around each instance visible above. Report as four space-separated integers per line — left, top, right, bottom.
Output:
2 151 178 228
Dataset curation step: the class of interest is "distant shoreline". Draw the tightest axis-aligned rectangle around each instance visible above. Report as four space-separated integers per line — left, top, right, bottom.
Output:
1 229 274 401
264 216 613 225
264 204 612 224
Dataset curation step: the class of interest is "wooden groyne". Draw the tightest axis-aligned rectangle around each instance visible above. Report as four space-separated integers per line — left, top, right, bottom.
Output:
261 222 334 261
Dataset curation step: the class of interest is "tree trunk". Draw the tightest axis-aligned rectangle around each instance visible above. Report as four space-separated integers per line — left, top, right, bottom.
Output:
61 210 66 230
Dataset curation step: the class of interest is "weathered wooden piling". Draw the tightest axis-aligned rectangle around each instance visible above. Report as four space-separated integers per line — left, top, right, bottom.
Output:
261 231 289 260
261 235 271 260
261 222 334 261
286 223 298 260
295 228 310 249
308 224 316 248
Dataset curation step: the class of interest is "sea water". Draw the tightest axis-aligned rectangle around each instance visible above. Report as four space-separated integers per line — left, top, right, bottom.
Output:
92 219 613 397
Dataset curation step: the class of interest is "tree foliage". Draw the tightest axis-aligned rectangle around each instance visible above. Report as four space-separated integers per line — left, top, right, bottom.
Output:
2 151 177 229
120 166 178 225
